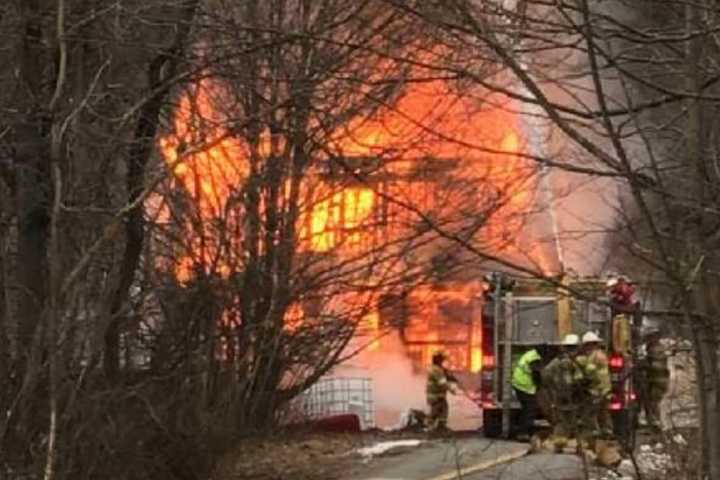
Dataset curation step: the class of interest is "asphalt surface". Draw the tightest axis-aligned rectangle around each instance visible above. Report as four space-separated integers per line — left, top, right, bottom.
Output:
350 431 587 480
465 453 582 480
351 434 532 480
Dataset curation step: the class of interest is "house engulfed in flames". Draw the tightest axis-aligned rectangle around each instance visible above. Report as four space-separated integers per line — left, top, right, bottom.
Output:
155 76 560 375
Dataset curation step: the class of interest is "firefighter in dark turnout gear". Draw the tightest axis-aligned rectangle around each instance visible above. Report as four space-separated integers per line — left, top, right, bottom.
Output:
542 334 584 444
638 327 670 431
426 351 456 431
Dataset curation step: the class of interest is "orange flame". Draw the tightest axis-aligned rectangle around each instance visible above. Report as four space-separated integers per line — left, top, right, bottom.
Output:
159 80 247 218
306 188 375 252
158 75 548 371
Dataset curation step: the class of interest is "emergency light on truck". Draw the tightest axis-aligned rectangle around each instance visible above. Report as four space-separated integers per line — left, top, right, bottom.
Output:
609 354 624 370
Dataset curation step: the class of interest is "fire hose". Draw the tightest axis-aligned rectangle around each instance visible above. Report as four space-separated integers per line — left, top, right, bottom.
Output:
445 370 481 404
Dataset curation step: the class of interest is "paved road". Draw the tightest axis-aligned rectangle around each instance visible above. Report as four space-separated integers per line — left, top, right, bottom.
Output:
465 453 582 480
350 435 582 480
351 435 526 480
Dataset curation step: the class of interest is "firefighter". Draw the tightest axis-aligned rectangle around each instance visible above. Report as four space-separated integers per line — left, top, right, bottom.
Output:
577 331 613 438
608 275 636 312
426 351 456 432
638 327 670 431
511 347 543 441
541 334 584 446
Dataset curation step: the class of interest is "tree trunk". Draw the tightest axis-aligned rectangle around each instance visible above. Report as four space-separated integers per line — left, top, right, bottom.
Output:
14 0 50 367
694 279 720 480
104 0 199 379
683 2 720 476
0 220 10 383
687 304 720 480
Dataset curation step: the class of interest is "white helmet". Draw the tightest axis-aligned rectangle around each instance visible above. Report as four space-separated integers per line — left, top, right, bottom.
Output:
582 331 602 344
561 334 580 346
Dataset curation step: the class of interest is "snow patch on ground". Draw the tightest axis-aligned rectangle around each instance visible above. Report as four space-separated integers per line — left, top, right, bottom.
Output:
665 348 698 429
591 441 679 480
672 433 687 445
635 443 674 473
356 439 424 458
591 468 633 480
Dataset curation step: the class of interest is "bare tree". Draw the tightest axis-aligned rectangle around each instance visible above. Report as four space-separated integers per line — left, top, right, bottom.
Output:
0 0 540 478
377 0 720 477
1 0 201 477
146 0 534 429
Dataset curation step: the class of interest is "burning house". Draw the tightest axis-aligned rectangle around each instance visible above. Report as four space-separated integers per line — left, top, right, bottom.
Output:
149 63 562 428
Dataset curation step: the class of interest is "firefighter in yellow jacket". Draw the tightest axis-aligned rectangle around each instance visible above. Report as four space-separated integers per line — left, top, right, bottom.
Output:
577 331 613 438
511 347 543 440
426 351 456 431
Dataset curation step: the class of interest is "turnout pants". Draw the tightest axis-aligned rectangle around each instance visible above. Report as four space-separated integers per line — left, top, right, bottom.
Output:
427 397 449 430
513 388 538 436
582 395 613 439
641 383 668 429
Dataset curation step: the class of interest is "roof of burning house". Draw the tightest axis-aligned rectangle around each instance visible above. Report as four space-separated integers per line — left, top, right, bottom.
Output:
510 277 606 298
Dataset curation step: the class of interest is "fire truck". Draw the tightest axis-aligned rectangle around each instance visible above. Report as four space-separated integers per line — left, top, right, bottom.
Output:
477 274 637 440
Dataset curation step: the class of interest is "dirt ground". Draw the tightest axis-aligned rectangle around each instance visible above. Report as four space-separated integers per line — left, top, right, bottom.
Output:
212 429 429 480
213 434 357 480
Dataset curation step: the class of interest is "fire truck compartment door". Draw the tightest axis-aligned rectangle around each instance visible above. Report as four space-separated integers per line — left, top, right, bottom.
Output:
512 298 558 343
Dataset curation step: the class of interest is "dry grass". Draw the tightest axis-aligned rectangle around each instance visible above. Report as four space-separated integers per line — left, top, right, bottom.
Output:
213 433 363 480
212 427 443 480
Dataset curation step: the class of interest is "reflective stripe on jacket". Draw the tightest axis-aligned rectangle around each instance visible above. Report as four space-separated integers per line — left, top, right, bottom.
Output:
511 349 541 395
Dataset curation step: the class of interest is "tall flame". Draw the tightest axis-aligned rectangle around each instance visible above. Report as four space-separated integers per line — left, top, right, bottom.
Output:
157 75 548 371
